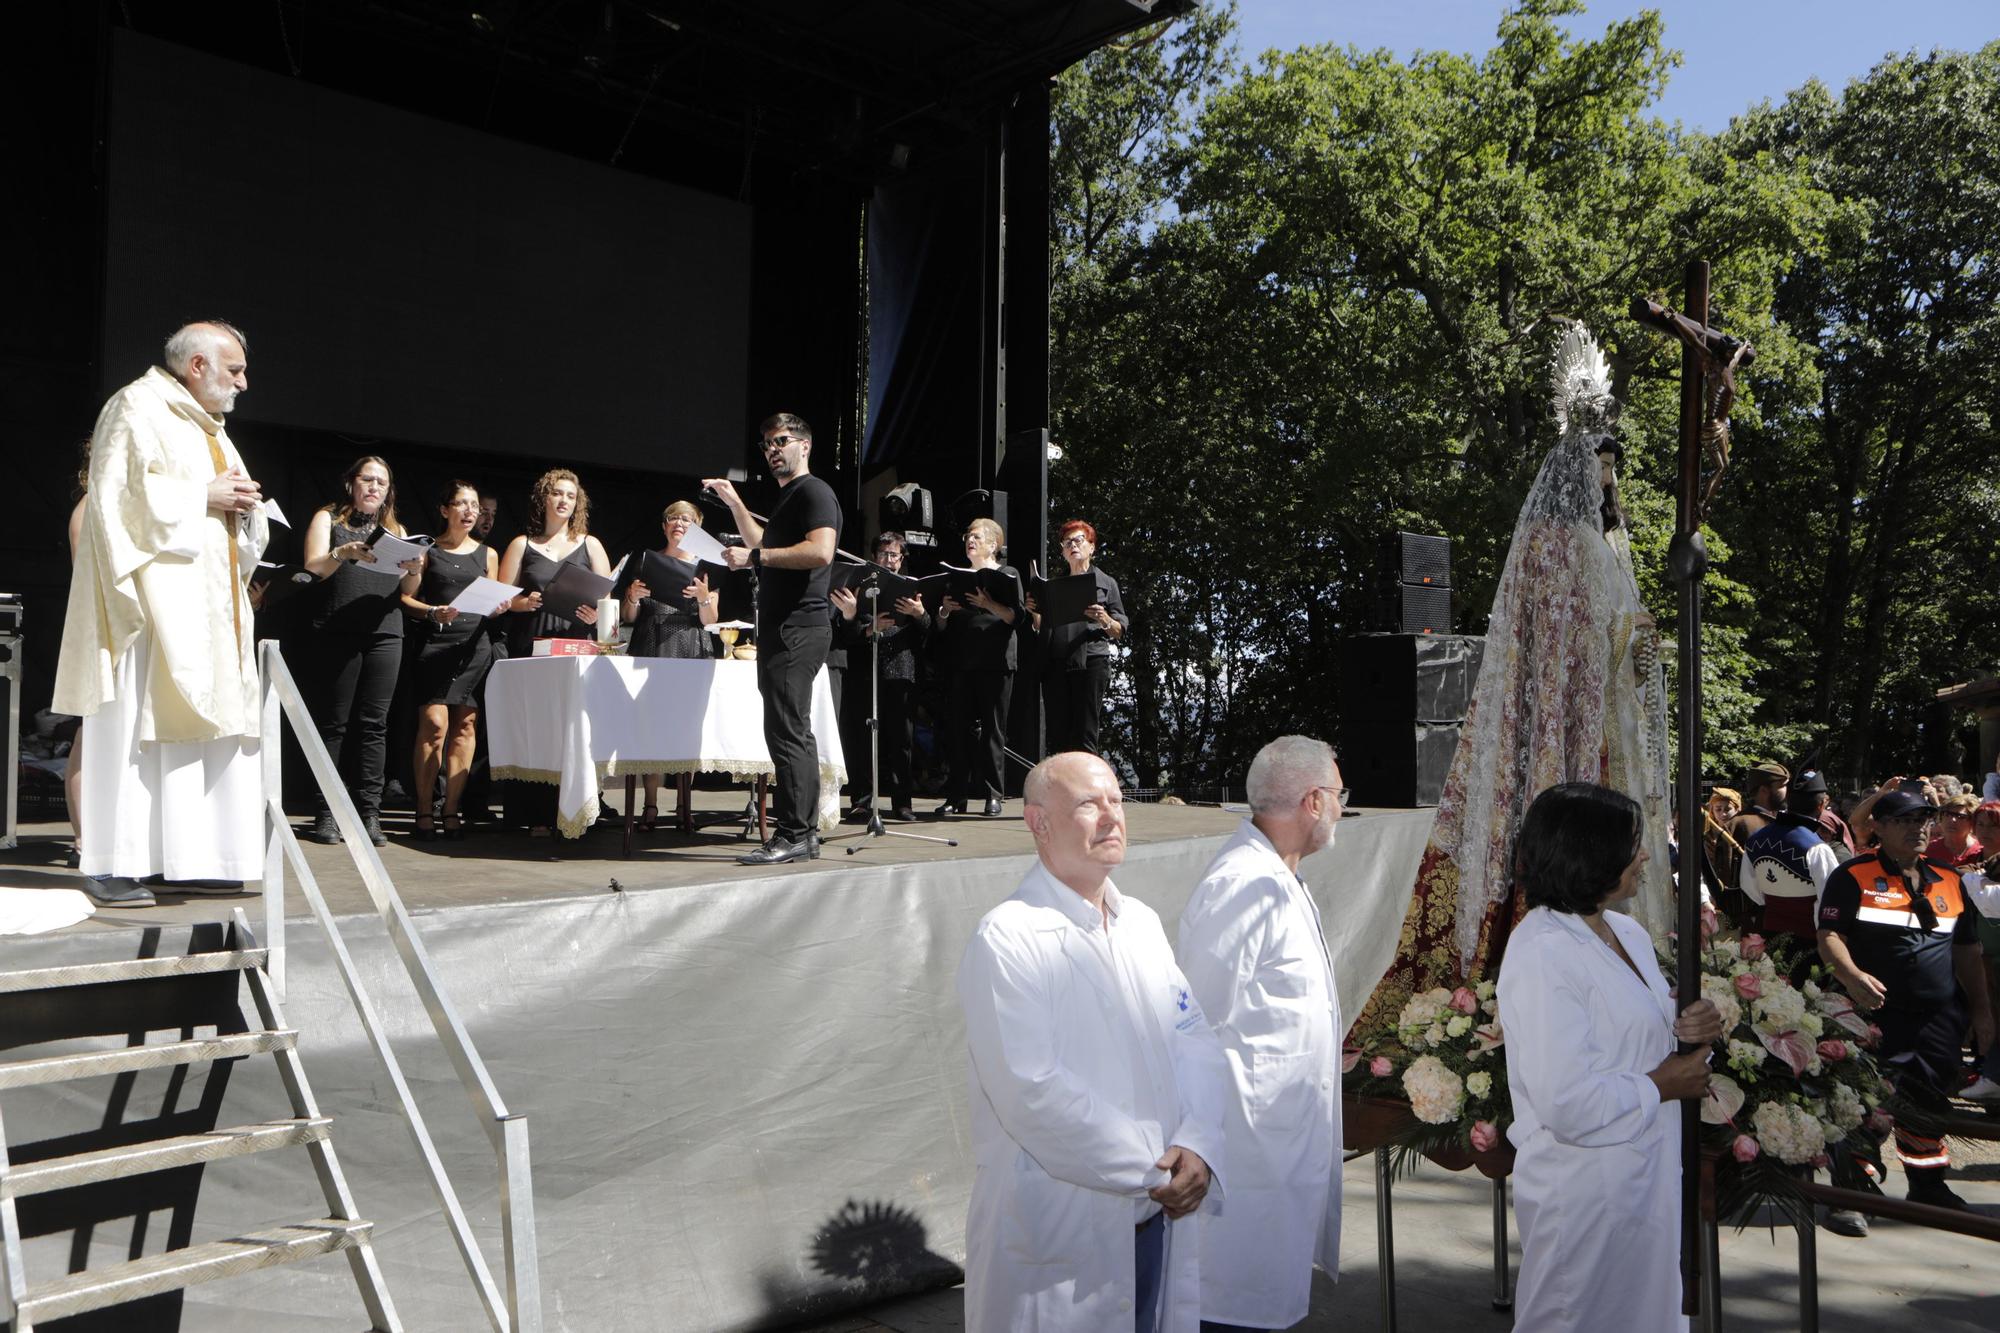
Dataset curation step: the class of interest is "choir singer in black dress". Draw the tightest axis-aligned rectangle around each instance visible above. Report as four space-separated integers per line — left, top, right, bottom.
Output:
841 530 928 823
706 413 843 866
618 499 720 829
301 456 422 846
1038 519 1127 756
401 481 499 840
935 517 1022 817
497 468 611 835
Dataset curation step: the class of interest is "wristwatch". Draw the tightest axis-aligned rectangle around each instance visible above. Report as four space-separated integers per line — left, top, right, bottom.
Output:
749 548 763 570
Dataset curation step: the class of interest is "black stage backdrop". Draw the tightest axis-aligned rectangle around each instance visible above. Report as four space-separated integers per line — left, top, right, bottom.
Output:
103 31 754 480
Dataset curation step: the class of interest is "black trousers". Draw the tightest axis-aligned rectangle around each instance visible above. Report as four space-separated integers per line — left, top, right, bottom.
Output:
859 678 916 808
947 670 1013 803
758 620 831 842
1043 657 1110 756
311 629 402 819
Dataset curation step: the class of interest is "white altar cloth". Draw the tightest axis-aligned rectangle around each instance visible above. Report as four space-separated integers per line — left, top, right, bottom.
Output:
485 655 846 837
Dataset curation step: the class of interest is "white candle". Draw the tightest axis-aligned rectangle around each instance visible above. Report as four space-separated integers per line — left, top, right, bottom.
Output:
596 595 618 644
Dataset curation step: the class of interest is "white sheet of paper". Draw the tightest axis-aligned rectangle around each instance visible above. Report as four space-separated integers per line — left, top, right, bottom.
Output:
350 531 433 582
675 523 727 565
609 552 631 581
447 577 522 617
263 497 290 527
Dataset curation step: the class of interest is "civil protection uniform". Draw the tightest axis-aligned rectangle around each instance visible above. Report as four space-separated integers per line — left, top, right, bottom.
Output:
958 863 1229 1333
1817 851 1981 1172
55 366 269 881
1177 819 1341 1330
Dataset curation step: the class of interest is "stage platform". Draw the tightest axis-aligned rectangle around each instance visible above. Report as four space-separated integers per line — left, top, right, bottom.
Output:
0 798 1436 1332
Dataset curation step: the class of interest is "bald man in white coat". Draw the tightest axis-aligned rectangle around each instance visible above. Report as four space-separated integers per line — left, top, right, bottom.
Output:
958 752 1229 1333
1178 736 1344 1331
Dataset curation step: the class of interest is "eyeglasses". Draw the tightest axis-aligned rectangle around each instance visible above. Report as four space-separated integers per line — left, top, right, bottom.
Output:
1060 535 1091 547
763 434 804 449
1310 786 1350 806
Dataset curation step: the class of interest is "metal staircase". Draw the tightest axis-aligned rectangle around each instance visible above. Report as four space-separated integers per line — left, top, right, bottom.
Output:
0 640 540 1330
0 915 395 1330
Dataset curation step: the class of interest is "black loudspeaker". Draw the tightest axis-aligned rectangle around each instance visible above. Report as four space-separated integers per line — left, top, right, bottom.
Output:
1342 719 1463 808
1341 634 1484 721
1376 582 1452 635
1378 530 1451 587
950 488 1009 546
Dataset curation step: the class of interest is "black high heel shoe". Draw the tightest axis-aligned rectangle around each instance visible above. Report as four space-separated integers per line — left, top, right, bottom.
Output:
441 814 465 840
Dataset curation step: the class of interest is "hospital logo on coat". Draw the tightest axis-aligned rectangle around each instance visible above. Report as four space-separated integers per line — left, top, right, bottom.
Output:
1173 986 1202 1032
1178 988 1190 1012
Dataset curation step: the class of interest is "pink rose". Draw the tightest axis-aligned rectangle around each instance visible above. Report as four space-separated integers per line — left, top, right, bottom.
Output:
1811 1153 1830 1170
1470 1120 1500 1153
1731 1134 1760 1163
1866 1109 1894 1136
1867 1024 1884 1046
1740 933 1766 961
1699 904 1720 941
1369 1056 1393 1078
1816 1039 1849 1063
1449 987 1480 1015
1732 973 1763 1000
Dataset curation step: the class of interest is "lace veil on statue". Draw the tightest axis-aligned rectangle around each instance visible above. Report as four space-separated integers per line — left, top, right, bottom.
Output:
1360 324 1674 1013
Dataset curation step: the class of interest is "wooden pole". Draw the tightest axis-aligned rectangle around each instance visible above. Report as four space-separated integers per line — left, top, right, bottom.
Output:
1670 258 1711 1318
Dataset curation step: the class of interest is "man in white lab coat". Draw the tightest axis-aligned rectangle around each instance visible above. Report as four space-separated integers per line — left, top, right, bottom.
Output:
958 751 1229 1333
1178 736 1344 1331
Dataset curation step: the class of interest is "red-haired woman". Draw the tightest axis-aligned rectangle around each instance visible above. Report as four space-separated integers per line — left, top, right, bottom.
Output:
1039 519 1127 756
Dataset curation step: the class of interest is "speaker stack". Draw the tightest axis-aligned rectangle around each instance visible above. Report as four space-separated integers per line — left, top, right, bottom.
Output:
1342 533 1482 807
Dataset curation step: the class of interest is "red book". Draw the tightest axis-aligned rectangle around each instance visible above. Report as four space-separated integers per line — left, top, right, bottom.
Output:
531 638 605 657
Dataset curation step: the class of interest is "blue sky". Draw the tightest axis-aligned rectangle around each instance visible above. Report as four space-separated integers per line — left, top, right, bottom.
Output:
1228 1 1996 130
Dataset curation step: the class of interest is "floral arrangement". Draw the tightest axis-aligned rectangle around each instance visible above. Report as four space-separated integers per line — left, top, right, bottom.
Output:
1344 978 1511 1160
1669 930 1889 1223
1345 924 1891 1219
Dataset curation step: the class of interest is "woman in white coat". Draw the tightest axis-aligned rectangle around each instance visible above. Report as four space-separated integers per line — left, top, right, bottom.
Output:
1497 782 1722 1333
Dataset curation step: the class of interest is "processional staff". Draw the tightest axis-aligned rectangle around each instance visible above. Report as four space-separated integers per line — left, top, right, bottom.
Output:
1630 262 1755 1322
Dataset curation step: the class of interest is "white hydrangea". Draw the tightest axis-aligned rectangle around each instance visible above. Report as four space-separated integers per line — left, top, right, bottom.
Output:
1800 1011 1824 1039
1398 988 1454 1047
1446 1014 1473 1038
1726 1039 1767 1077
1466 1071 1493 1099
1701 974 1743 1032
1753 984 1807 1034
1752 1100 1825 1165
1402 1055 1466 1125
1829 1081 1865 1132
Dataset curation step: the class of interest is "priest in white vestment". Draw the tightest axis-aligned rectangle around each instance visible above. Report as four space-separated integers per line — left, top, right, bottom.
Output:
1178 736 1344 1332
958 752 1229 1333
54 321 269 897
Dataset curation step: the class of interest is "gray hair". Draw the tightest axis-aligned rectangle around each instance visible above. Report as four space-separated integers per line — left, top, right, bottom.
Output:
163 320 249 376
1245 735 1336 814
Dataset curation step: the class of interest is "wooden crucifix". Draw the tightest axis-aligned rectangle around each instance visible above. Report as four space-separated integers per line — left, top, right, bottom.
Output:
1630 260 1755 1322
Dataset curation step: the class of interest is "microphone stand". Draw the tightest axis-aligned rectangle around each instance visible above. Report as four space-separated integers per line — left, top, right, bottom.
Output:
823 568 957 855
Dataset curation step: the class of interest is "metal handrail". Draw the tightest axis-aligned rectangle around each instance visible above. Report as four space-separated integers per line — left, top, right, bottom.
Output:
257 639 541 1331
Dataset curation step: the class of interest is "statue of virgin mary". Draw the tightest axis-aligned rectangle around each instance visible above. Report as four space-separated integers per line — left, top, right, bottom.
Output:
1361 324 1674 1011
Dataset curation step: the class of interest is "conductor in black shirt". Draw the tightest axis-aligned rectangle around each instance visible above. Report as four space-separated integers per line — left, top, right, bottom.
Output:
707 414 843 865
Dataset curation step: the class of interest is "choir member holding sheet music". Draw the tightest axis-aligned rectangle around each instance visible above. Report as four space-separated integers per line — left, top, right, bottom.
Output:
401 481 501 840
933 518 1023 817
616 499 720 829
498 468 612 835
301 456 425 847
1032 519 1127 757
840 531 929 822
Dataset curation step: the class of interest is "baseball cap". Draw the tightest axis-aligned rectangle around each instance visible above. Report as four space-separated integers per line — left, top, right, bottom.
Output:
1872 789 1936 821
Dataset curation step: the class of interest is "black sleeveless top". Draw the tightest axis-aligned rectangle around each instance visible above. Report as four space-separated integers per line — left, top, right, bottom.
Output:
312 515 405 637
508 541 592 657
413 542 493 652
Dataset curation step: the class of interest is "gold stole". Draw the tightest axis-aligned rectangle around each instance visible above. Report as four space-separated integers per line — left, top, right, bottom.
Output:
203 427 243 656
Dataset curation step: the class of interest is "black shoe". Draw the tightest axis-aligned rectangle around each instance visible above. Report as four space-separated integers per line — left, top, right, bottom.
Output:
737 834 813 866
1907 1179 1969 1210
1822 1208 1869 1237
166 879 250 896
982 798 1004 817
933 800 965 817
891 805 915 823
82 876 156 908
64 845 81 869
842 805 873 825
363 815 388 847
306 814 343 845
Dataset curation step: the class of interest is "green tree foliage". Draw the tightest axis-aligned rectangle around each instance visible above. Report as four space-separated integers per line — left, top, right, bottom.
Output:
1051 0 1853 790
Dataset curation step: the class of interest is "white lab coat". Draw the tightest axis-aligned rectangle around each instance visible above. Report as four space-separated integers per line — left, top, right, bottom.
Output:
1498 907 1686 1333
1177 819 1341 1329
958 863 1229 1333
